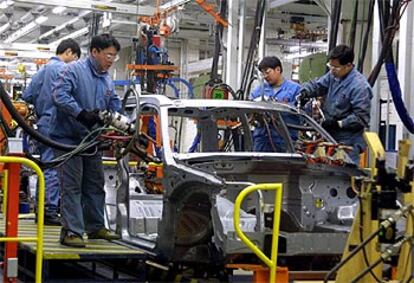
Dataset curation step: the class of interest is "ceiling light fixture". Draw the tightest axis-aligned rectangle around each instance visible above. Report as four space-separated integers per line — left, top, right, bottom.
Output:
34 11 90 43
49 26 89 47
0 22 11 34
4 16 48 43
0 0 13 9
52 6 66 14
34 15 48 25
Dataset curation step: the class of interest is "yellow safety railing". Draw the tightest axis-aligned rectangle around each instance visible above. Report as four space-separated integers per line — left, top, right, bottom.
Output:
234 183 283 283
0 156 45 283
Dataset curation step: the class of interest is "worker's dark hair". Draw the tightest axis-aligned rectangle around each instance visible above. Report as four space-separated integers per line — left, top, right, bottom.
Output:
328 44 354 65
258 56 283 73
90 33 121 52
56 38 81 58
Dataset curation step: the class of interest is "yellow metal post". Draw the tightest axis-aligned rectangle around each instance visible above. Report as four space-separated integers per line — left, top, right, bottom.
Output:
335 132 385 282
397 140 413 282
234 183 283 283
0 156 45 283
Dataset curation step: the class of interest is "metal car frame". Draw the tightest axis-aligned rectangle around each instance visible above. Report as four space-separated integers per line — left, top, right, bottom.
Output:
104 95 363 264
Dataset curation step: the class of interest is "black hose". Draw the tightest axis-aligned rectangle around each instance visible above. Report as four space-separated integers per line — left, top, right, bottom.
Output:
368 0 408 86
350 257 383 283
0 81 77 151
121 88 133 114
328 0 342 52
358 197 382 282
245 76 258 99
210 0 227 82
239 0 266 98
348 0 359 50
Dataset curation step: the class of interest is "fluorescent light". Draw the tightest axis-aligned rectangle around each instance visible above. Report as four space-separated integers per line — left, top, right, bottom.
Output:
4 16 48 43
0 0 13 9
49 26 89 46
0 22 10 34
52 6 66 14
34 11 90 42
35 16 48 25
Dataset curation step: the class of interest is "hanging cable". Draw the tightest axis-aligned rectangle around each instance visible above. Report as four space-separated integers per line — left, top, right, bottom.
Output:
348 0 359 50
368 0 414 133
368 0 409 86
238 0 266 100
328 0 342 51
209 0 227 84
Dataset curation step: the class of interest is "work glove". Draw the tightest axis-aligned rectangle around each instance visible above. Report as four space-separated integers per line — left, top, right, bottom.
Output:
76 109 102 129
321 118 339 131
296 88 311 108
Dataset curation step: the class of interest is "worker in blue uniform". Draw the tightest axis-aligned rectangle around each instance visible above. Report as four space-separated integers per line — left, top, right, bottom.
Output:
299 45 373 164
50 34 122 247
250 56 301 152
22 39 81 226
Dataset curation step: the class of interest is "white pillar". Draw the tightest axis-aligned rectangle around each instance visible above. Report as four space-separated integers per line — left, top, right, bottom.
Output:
398 3 414 154
236 0 245 89
225 0 239 90
258 10 266 60
180 39 188 98
369 0 381 134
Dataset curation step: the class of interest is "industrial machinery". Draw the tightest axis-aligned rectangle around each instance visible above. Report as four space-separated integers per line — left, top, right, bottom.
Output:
102 95 363 269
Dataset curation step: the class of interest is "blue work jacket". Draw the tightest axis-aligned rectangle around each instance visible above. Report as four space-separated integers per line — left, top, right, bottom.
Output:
302 67 373 153
22 56 65 135
250 79 301 105
249 79 301 152
50 57 121 145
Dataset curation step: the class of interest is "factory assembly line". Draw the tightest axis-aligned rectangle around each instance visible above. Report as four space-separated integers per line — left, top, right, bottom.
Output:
0 73 414 282
0 0 414 282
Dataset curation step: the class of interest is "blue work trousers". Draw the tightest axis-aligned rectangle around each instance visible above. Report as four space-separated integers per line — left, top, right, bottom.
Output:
38 144 60 214
55 150 105 237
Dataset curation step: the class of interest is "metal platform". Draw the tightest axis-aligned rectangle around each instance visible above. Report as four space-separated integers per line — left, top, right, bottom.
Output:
0 216 150 282
0 216 147 260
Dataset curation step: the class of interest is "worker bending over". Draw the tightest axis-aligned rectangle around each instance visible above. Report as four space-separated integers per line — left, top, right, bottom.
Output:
50 34 122 247
299 45 373 164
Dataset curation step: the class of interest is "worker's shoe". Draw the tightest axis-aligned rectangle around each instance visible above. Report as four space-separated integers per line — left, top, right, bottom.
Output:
87 228 120 240
61 232 86 248
44 212 61 226
35 212 61 226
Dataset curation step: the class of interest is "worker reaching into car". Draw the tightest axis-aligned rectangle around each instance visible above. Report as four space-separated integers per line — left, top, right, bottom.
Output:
298 44 373 164
50 34 122 248
22 38 81 226
249 56 301 152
